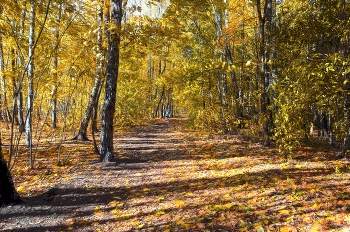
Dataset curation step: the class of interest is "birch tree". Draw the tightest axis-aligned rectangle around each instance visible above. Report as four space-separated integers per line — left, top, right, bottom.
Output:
73 2 104 141
25 0 35 154
99 0 123 162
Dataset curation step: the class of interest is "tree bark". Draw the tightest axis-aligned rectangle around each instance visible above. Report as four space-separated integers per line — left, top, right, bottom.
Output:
24 0 36 170
256 0 273 146
51 2 63 129
15 6 26 133
73 78 103 141
99 0 123 162
155 86 165 118
343 78 350 157
0 136 22 206
341 0 349 158
0 34 11 123
17 92 25 132
51 41 59 129
92 81 103 132
73 3 104 141
25 0 35 151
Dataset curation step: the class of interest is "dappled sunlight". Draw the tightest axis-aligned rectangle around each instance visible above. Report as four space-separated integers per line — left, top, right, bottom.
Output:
1 0 350 230
1 119 350 231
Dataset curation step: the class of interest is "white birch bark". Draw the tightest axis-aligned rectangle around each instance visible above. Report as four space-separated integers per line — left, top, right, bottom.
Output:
25 0 35 153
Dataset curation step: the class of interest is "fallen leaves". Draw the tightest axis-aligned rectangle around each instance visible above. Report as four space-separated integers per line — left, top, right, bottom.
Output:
280 225 298 232
108 200 118 207
174 199 186 208
279 209 290 215
93 206 104 217
154 210 166 216
2 119 350 232
66 218 75 225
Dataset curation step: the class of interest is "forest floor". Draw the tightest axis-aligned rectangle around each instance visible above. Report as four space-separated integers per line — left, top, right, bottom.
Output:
1 117 350 231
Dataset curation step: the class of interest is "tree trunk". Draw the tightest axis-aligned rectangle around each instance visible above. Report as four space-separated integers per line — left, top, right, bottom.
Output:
155 86 165 118
73 3 104 141
256 0 273 146
0 136 22 206
51 2 62 129
99 0 123 162
73 78 103 141
25 0 35 170
51 49 58 129
343 56 350 157
17 92 25 132
10 49 21 129
51 89 57 128
92 81 103 132
15 7 26 132
328 111 334 146
343 78 350 157
0 34 11 123
341 0 349 158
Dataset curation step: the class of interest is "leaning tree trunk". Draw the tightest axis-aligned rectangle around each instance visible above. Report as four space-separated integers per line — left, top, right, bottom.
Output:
73 3 104 141
17 92 25 132
11 49 23 130
92 81 103 132
99 0 123 162
73 78 103 141
0 136 22 206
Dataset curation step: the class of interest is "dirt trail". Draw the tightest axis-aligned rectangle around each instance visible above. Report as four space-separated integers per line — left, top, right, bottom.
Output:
0 118 197 231
113 119 191 162
1 118 350 231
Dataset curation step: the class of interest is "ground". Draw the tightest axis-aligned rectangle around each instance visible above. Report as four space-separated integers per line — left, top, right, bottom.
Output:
0 117 350 231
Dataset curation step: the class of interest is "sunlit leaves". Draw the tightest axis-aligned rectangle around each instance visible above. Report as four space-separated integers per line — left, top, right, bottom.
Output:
154 209 166 215
108 200 118 207
174 199 186 208
93 206 104 216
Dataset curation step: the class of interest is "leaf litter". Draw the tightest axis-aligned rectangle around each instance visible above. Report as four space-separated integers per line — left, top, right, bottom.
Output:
0 118 350 231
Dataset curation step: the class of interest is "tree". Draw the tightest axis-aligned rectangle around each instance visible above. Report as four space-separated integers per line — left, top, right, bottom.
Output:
99 0 123 162
255 0 273 146
25 0 36 170
0 30 11 123
339 0 350 157
14 2 26 133
50 1 63 129
73 1 104 141
0 136 21 206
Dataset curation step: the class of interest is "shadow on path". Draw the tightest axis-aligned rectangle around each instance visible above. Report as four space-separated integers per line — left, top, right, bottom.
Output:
1 117 350 231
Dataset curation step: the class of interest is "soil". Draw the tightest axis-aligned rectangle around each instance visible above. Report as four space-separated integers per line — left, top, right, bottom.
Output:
1 117 350 231
0 118 200 231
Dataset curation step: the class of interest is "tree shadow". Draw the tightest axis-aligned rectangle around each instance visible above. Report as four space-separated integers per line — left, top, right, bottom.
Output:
2 118 350 231
1 160 349 231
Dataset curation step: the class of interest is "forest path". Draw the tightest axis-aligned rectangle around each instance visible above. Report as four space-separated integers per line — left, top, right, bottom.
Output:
1 118 350 231
113 117 192 163
0 117 206 231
